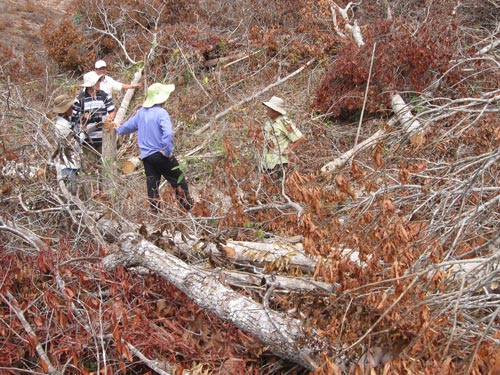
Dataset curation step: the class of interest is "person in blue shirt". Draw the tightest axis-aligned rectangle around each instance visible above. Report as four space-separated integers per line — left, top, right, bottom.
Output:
114 83 193 212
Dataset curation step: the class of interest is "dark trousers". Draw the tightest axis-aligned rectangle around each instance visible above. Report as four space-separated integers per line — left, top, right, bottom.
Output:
142 152 191 210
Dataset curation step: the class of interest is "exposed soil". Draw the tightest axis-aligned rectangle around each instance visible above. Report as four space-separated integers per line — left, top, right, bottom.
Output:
2 0 68 54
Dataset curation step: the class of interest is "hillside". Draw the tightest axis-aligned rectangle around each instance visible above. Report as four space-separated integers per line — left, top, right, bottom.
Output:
1 1 499 374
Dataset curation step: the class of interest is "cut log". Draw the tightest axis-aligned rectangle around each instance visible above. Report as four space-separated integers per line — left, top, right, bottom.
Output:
121 156 141 174
102 232 322 370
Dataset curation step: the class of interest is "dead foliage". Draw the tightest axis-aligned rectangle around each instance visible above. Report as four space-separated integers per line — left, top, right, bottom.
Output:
0 0 499 374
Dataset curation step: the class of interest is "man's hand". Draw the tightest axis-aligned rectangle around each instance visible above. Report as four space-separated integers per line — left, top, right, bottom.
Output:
103 119 116 130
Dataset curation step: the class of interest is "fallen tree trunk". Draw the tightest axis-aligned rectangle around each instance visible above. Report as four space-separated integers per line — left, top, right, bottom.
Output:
102 232 322 370
391 93 422 133
171 232 318 273
321 128 386 174
216 268 336 293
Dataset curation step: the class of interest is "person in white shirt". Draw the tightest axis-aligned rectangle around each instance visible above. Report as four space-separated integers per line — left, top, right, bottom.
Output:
94 60 142 98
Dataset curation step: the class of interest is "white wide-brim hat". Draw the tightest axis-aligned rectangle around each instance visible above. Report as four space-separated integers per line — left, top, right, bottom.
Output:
81 71 103 87
143 83 175 108
50 94 74 114
263 96 286 115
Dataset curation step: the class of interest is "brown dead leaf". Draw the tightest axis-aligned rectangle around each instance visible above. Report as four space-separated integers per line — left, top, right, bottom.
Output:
40 358 49 372
380 199 396 213
0 184 13 195
65 287 75 298
410 131 426 147
37 168 46 181
491 347 500 375
220 358 246 375
335 173 355 198
5 150 18 161
373 144 383 168
398 167 410 184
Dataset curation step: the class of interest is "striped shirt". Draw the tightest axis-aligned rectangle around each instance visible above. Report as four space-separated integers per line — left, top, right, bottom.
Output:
71 89 115 146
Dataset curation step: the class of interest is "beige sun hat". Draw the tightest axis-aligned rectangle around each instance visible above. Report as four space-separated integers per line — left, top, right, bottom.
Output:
143 83 175 108
81 71 103 87
263 96 286 115
50 94 74 114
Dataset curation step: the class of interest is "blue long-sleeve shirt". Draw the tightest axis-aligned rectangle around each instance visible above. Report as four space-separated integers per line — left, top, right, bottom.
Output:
116 105 174 159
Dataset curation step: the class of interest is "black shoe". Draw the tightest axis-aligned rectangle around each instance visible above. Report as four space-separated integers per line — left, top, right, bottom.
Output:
176 190 194 211
181 195 194 211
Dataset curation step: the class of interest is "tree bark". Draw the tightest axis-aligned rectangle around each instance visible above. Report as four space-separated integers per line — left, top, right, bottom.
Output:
216 268 335 293
102 232 322 370
115 70 143 125
390 93 422 133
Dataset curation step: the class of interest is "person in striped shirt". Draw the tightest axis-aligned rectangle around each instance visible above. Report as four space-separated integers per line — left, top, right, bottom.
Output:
71 71 115 187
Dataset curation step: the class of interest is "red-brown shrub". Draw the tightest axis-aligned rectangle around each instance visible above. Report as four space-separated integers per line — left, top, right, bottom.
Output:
314 19 461 120
41 19 95 72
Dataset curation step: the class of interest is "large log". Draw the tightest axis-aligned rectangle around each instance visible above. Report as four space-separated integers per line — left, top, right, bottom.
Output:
102 232 322 370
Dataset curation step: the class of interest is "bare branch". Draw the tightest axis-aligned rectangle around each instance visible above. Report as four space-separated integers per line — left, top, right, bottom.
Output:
193 59 316 136
3 292 63 375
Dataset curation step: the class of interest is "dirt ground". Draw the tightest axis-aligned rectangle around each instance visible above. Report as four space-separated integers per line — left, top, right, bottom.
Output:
2 0 68 54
